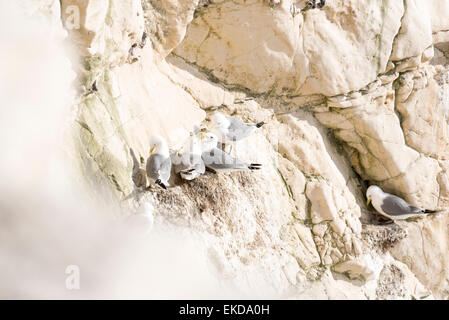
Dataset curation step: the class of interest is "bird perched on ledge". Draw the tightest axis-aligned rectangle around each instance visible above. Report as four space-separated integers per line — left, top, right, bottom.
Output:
366 185 442 221
146 135 171 190
211 112 265 144
200 132 262 173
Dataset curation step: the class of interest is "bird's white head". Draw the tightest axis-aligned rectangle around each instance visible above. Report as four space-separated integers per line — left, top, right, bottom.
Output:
366 185 383 206
211 113 229 129
199 131 218 152
150 134 169 157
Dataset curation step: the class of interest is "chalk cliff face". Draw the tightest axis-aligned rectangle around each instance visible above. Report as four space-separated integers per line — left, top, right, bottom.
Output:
53 0 449 298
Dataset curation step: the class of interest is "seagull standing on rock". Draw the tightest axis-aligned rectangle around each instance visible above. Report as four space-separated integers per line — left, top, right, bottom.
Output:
146 135 172 190
211 113 265 144
200 132 262 173
366 185 441 221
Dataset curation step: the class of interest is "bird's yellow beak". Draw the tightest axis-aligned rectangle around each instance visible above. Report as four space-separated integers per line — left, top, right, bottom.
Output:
366 199 371 206
150 146 155 154
210 125 215 131
199 132 207 140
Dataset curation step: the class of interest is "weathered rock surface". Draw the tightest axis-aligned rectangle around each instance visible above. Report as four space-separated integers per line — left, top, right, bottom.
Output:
11 0 449 299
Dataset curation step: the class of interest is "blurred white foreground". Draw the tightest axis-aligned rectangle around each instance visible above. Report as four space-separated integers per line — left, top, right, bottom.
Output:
0 0 278 299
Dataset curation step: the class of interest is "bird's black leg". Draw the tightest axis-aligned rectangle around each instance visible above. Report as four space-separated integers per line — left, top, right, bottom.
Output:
205 167 217 174
248 164 262 170
155 179 167 190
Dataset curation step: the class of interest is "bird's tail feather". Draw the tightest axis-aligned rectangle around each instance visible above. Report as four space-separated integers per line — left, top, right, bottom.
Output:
248 163 262 170
205 166 217 174
424 209 444 214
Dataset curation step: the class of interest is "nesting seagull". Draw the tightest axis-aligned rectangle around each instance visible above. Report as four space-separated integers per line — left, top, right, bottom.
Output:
130 148 147 189
211 112 265 144
173 135 205 180
200 132 262 172
146 135 171 190
366 185 441 221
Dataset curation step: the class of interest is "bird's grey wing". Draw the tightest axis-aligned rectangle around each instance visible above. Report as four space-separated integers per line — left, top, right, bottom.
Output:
202 148 248 170
159 156 172 181
227 117 254 141
147 154 171 180
227 116 246 128
174 153 204 174
381 195 423 216
146 155 161 179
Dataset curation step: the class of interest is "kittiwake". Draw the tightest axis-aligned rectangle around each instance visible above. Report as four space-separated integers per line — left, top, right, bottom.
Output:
146 135 172 189
200 132 262 172
173 135 205 180
211 112 265 143
366 185 441 221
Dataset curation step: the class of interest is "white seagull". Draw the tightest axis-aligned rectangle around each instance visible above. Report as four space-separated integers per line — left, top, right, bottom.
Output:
366 185 441 221
146 135 172 189
200 132 262 172
211 112 265 143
